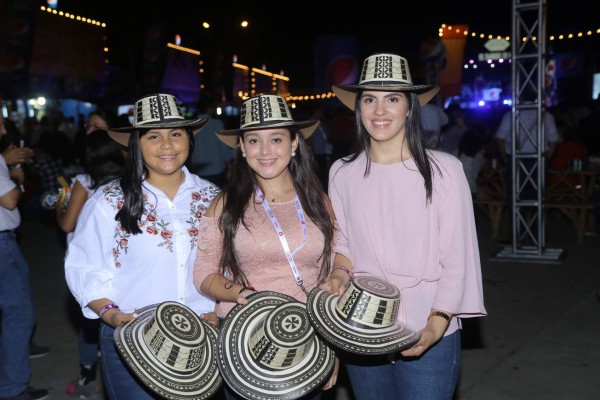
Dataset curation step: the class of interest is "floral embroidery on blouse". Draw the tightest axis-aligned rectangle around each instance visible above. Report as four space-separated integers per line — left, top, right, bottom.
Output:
102 181 219 268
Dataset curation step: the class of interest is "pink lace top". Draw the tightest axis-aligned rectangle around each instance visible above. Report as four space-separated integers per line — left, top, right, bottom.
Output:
194 198 328 317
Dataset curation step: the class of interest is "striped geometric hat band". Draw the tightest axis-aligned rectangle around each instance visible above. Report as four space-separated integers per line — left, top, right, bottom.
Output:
240 95 293 129
359 53 413 85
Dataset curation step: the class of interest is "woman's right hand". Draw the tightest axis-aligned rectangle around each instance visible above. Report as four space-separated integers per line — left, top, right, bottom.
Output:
236 288 255 305
104 310 138 328
319 276 347 296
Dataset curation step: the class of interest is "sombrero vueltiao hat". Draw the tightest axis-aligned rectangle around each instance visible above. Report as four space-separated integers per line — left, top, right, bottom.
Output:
332 53 440 110
216 94 319 148
113 301 222 400
306 275 420 355
217 291 335 400
108 93 208 146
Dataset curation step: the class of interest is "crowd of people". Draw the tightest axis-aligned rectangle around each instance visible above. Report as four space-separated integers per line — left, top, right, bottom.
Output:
1 50 599 400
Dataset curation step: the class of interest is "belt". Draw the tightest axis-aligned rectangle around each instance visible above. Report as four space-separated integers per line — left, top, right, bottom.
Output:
0 229 16 234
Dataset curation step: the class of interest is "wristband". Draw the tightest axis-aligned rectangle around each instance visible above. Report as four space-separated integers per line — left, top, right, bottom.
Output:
332 265 353 277
428 310 451 322
98 303 120 319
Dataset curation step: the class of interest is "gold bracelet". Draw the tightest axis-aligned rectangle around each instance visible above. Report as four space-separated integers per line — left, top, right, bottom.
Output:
428 310 451 322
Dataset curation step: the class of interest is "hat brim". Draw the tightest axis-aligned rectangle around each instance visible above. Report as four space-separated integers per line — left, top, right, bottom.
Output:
113 303 222 400
306 287 420 355
332 84 439 110
218 291 335 400
107 117 209 147
216 120 319 148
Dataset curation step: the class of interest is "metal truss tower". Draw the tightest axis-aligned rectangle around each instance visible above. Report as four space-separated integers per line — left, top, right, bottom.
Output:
492 0 564 263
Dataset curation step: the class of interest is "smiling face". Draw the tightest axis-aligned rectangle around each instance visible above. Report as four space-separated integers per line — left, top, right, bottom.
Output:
140 128 190 180
239 128 298 182
359 90 410 145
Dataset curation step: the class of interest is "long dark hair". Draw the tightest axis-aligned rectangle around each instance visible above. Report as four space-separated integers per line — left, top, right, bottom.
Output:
84 130 126 190
341 91 441 203
116 127 195 234
218 128 334 287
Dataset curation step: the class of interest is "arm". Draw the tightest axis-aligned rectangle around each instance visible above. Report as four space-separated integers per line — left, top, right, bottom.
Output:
56 180 88 233
193 194 255 305
0 167 23 210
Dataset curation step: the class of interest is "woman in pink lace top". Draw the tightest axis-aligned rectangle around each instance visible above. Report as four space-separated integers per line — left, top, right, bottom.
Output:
193 95 346 395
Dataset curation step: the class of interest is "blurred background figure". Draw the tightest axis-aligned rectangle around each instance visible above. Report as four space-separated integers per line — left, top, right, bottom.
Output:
56 128 126 399
188 98 234 188
439 103 469 157
420 97 449 148
307 103 332 190
0 110 50 400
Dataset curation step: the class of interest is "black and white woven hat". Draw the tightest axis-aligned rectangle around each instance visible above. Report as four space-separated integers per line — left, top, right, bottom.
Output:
107 93 208 146
216 94 318 148
332 53 439 110
306 275 420 355
217 291 335 400
113 301 222 400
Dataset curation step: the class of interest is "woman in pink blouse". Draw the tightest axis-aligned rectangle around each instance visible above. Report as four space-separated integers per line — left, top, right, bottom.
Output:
193 95 345 398
325 53 487 400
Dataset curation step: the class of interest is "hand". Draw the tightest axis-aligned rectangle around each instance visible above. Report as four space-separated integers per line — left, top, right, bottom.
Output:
236 288 255 305
400 317 447 358
319 276 347 296
200 311 218 327
2 145 33 166
105 310 137 328
322 356 340 390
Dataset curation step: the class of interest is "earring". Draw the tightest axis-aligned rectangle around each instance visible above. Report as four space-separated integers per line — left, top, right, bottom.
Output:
291 151 296 157
242 153 246 158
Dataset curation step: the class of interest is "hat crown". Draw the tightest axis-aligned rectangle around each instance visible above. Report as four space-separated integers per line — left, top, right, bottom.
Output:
335 275 400 329
249 302 315 370
142 301 207 373
359 53 413 86
240 95 294 130
133 93 186 126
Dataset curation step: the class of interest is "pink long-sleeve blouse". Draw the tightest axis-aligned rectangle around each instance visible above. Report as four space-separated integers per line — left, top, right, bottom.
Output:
329 150 487 335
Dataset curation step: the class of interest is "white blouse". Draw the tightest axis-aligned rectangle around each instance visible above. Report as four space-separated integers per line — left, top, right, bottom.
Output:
65 167 220 319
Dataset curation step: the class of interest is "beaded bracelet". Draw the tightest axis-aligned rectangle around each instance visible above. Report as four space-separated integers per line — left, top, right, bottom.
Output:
428 310 451 322
98 303 120 319
332 265 353 277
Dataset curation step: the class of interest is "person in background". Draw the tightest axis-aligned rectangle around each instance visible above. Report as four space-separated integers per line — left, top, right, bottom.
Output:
307 104 333 190
327 53 486 400
0 112 49 400
64 94 220 399
494 94 560 241
188 98 233 188
56 129 126 399
193 94 340 399
420 95 449 148
72 108 120 166
458 129 486 198
439 103 469 157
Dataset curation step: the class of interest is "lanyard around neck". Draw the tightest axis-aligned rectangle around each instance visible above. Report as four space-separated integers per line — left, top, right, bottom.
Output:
255 186 308 291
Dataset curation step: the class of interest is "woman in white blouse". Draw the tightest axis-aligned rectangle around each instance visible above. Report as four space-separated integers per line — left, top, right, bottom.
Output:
64 94 220 400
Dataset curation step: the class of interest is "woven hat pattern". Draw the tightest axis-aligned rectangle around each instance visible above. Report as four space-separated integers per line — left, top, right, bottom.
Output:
218 291 335 400
242 95 293 129
360 54 411 85
134 94 185 126
114 301 222 400
306 275 420 355
332 53 439 110
215 94 319 148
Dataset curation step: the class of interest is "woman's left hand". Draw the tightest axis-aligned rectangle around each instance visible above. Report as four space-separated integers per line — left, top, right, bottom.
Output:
321 356 340 390
400 315 448 357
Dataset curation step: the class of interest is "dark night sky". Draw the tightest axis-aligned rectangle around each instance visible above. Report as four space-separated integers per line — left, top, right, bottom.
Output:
46 0 598 92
